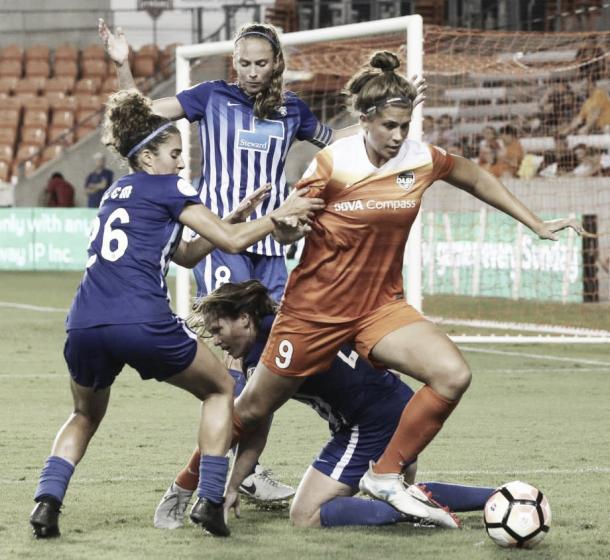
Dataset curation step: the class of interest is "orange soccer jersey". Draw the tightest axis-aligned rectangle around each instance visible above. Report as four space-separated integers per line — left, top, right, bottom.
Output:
281 133 454 322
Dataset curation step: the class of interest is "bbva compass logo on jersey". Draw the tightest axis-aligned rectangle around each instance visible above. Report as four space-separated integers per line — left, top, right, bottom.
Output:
396 171 415 191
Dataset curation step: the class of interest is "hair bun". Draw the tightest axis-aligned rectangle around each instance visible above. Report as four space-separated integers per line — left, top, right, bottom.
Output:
370 51 400 72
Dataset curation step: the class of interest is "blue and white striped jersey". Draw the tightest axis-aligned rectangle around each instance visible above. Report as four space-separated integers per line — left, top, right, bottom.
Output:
67 173 201 329
177 80 332 256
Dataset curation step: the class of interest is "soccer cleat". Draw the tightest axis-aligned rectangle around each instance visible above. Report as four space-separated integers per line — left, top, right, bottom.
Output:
359 462 460 529
30 497 61 539
189 497 230 537
153 482 194 529
238 464 295 503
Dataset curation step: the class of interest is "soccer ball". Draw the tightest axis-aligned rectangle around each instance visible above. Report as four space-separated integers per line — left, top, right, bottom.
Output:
483 480 551 548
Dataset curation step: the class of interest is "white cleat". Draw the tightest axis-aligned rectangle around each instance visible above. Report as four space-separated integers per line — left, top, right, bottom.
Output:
359 462 460 529
239 464 295 503
153 482 194 529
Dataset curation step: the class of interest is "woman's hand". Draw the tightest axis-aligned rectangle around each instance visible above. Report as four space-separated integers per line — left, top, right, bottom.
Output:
98 18 129 65
227 184 272 223
410 74 427 109
272 187 324 223
223 487 241 519
535 218 593 241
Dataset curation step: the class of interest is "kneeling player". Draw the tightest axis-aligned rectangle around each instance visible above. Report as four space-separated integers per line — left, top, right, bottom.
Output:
156 281 495 529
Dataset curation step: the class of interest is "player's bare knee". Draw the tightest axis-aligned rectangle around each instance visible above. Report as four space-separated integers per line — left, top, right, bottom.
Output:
289 504 319 528
443 359 471 396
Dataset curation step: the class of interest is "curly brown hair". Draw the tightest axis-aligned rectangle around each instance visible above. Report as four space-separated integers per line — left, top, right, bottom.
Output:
188 280 277 335
234 22 286 120
102 89 178 170
345 51 417 116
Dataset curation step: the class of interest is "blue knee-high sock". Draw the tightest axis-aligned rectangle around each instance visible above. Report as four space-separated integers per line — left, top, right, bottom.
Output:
198 455 229 504
320 496 404 527
34 456 75 504
418 482 495 512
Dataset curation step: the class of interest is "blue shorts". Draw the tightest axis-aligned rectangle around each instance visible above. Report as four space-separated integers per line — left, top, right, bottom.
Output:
193 250 287 302
64 317 198 390
312 382 414 488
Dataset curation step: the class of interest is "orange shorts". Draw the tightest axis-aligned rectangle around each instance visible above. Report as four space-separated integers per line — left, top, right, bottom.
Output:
260 299 424 377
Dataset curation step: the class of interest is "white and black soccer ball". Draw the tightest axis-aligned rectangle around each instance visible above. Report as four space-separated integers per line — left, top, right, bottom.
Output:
483 480 551 549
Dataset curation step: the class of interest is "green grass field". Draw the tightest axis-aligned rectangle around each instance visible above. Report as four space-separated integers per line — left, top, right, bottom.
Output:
1 272 609 560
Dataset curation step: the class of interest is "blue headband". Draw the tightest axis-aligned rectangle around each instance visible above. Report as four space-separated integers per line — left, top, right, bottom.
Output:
364 97 412 115
236 30 279 50
127 123 173 158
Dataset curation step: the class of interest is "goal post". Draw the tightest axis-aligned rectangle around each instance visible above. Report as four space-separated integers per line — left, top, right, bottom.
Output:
174 15 425 317
173 17 610 344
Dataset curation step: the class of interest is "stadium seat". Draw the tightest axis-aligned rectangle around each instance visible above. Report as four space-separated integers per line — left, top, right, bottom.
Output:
14 77 46 97
0 160 10 181
76 94 101 112
51 95 77 112
82 59 108 80
54 59 78 80
25 45 50 62
22 96 50 112
133 56 156 78
0 76 18 95
20 126 47 148
0 106 20 127
46 76 75 95
0 127 18 149
25 59 50 78
74 77 101 95
22 108 48 128
0 144 13 164
0 59 22 78
82 44 106 61
40 144 63 165
0 44 23 62
101 76 118 95
15 144 40 166
54 44 78 62
51 109 75 128
137 44 160 62
47 125 73 146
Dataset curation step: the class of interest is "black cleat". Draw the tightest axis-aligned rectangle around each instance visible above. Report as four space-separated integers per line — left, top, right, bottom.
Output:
30 497 61 539
189 497 230 537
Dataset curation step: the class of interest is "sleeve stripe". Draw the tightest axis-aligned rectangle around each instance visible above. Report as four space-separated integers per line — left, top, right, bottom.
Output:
311 123 333 147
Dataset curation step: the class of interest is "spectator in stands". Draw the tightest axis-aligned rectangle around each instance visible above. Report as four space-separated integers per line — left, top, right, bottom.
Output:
569 144 602 177
84 153 114 208
422 115 436 144
44 172 75 208
561 79 610 135
431 114 458 149
477 126 502 172
539 134 578 177
488 125 524 178
539 79 578 132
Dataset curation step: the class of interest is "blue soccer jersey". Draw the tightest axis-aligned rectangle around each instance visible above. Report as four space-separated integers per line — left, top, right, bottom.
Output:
176 80 332 256
244 315 408 433
67 172 201 329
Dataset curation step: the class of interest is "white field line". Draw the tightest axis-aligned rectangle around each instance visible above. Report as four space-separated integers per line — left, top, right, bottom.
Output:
429 315 610 337
462 346 610 367
0 301 67 313
2 466 609 486
3 364 610 380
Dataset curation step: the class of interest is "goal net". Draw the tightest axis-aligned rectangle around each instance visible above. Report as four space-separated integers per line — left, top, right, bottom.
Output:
174 18 610 344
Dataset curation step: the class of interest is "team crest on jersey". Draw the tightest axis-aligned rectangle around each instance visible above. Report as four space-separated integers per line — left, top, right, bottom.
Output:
396 171 415 191
277 105 287 117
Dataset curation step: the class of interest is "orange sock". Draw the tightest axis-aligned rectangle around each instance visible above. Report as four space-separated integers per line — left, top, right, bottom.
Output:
175 447 201 491
374 385 459 475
